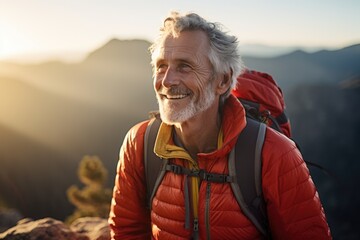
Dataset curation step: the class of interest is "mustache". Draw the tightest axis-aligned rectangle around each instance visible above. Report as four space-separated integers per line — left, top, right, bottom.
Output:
158 86 191 95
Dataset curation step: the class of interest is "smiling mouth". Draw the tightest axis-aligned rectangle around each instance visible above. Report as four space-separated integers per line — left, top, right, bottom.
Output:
161 94 189 100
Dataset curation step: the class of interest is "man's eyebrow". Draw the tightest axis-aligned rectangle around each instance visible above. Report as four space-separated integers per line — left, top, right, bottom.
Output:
176 58 193 64
155 56 195 65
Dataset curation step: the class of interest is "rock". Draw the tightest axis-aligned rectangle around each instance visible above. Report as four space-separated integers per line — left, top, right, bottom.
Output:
70 217 110 240
0 217 88 240
0 217 111 240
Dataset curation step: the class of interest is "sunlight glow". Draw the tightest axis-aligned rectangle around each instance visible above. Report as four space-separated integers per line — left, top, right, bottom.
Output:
0 23 35 59
0 0 359 62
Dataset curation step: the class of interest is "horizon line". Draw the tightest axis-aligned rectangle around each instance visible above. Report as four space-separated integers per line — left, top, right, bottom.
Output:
1 40 359 65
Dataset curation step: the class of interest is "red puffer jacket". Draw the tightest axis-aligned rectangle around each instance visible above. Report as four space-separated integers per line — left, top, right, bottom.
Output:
109 95 331 239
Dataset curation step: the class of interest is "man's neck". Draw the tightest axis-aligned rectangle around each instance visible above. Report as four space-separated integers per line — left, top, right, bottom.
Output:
173 106 222 160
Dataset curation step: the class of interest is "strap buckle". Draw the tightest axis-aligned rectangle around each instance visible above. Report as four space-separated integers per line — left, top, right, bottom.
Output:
166 164 233 183
168 164 183 175
200 171 232 183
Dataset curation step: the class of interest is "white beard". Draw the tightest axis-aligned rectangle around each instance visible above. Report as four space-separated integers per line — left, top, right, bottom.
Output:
157 82 216 125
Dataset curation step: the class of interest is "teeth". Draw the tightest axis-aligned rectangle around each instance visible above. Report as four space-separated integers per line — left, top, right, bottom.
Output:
167 94 187 99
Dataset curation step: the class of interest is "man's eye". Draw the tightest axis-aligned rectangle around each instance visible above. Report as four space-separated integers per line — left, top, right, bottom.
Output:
157 64 167 73
178 64 191 72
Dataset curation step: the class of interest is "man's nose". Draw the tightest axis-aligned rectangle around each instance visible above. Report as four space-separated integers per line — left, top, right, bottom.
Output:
162 67 179 88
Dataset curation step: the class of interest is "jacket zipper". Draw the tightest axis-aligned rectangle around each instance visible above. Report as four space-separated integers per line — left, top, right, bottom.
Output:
193 218 199 240
205 182 211 240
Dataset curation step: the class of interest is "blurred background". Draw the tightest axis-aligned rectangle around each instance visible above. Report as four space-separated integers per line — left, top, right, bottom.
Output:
0 0 359 239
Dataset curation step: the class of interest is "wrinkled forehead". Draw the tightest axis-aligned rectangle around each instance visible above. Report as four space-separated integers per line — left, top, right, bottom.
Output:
154 46 201 62
152 31 211 63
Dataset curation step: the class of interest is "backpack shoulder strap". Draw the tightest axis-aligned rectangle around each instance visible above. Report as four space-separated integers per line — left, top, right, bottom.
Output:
144 117 168 209
229 117 269 236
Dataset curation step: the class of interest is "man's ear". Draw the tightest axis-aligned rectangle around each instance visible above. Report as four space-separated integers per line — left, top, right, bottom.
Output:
216 71 232 95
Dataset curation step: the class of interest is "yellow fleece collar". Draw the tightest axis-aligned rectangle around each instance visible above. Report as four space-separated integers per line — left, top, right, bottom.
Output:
154 122 196 165
154 122 223 164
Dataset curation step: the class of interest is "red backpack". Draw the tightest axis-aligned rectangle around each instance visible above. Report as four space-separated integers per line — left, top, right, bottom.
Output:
232 69 291 138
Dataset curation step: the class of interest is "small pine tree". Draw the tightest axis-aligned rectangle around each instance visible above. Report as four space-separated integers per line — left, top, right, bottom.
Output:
66 155 112 224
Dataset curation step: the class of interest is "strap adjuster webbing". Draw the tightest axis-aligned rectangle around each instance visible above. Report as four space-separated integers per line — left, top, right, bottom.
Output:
167 164 184 175
166 164 233 183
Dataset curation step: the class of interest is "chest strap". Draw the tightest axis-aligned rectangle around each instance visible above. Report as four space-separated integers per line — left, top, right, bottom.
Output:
165 164 233 183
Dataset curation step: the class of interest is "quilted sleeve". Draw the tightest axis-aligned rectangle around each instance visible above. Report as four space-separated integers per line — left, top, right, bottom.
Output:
108 121 151 239
262 130 331 240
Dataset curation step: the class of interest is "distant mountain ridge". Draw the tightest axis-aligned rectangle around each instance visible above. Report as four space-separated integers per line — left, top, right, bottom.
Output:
239 43 325 57
84 38 151 64
243 43 360 91
2 39 358 93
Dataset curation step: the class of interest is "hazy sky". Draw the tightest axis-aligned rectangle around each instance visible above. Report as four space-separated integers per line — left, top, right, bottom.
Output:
1 0 359 62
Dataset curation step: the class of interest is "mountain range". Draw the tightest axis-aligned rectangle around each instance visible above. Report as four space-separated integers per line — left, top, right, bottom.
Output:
244 43 360 91
0 38 359 238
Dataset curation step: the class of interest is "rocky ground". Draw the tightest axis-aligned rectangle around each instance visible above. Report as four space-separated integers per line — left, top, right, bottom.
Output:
0 216 110 240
